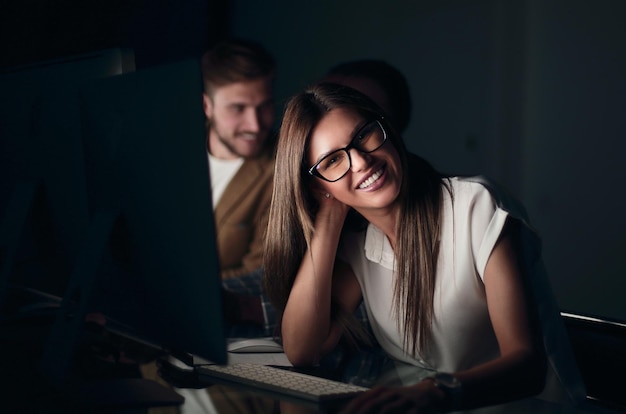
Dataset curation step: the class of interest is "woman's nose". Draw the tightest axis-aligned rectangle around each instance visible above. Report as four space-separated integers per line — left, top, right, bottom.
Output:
349 148 371 172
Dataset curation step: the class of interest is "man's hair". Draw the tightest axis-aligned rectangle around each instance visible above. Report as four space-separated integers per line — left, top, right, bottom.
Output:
326 59 411 133
201 38 276 96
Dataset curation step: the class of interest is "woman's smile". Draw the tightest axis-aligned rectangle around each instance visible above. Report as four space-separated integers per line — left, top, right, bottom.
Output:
357 165 385 190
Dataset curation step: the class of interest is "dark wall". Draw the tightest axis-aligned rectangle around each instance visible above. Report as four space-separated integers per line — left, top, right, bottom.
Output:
0 0 230 69
228 0 626 320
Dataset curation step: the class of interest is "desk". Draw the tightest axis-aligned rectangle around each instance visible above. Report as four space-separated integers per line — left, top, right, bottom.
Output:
164 348 622 414
180 387 618 414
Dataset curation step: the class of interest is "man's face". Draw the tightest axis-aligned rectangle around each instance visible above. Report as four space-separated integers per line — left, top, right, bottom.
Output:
204 77 274 160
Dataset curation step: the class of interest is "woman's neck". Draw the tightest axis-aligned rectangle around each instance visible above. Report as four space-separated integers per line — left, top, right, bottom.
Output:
357 204 399 251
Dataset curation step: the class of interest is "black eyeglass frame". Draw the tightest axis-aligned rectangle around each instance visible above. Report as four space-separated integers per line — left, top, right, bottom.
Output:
307 119 387 183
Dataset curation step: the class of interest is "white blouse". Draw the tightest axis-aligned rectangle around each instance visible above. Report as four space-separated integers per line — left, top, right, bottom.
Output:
338 176 586 405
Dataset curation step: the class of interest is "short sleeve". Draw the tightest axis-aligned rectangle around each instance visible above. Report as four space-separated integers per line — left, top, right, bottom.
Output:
461 181 509 279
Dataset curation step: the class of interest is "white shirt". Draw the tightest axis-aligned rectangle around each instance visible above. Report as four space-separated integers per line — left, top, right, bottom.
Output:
340 177 505 371
208 153 244 208
338 176 586 405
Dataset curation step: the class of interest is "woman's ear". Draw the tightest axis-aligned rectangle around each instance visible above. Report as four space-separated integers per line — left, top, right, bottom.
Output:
309 182 329 200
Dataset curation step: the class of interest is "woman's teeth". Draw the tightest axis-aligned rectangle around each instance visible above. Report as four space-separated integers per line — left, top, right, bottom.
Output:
359 168 383 189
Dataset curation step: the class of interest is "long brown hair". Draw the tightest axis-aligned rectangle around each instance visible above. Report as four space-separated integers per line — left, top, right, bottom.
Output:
264 82 448 355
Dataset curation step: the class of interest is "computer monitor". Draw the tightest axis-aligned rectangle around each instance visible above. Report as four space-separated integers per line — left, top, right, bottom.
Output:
0 48 135 314
40 58 227 385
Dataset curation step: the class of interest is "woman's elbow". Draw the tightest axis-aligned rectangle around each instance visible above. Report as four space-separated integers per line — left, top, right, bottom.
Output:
282 332 339 367
521 346 548 397
281 322 340 367
283 343 321 367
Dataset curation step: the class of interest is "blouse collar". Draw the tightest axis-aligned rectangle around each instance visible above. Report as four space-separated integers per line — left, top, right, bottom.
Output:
364 223 396 271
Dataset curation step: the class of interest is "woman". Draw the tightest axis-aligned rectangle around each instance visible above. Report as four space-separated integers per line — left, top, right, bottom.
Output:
264 83 583 412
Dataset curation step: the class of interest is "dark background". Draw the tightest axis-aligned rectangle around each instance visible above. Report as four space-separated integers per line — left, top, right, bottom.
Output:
0 0 229 69
2 0 625 321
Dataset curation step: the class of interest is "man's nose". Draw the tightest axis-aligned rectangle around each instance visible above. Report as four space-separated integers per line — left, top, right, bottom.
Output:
242 108 260 132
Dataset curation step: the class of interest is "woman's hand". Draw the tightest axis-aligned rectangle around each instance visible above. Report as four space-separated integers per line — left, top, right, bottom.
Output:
312 187 351 225
340 381 445 414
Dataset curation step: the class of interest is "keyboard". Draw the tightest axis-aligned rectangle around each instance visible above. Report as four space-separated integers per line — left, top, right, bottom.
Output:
197 363 369 403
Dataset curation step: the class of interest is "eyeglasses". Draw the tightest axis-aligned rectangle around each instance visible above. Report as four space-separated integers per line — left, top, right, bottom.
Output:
308 119 387 182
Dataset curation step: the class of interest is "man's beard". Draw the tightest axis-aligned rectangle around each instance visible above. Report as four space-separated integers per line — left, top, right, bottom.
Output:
208 116 267 159
213 128 265 159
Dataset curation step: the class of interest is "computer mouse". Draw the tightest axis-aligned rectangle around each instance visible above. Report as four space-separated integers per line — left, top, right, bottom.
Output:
227 338 284 353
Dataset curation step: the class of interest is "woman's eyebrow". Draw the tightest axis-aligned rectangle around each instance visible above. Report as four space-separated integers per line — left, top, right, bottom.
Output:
311 119 369 165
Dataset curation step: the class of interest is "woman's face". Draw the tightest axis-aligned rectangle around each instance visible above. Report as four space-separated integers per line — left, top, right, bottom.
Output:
306 108 402 212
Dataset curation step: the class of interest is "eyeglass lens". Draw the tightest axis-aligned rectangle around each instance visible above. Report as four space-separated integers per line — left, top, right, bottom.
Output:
315 121 385 181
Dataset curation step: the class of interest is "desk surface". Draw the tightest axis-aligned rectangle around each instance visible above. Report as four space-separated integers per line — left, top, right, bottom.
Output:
167 347 624 414
181 387 620 414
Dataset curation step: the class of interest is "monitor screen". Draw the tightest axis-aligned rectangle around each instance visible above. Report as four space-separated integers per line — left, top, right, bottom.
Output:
0 48 135 313
40 58 227 384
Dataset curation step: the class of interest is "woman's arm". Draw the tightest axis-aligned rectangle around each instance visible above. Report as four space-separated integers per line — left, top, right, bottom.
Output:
280 198 362 366
449 222 547 409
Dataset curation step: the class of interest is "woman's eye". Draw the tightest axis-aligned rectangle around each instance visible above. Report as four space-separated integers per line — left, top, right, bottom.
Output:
321 157 338 169
355 125 375 145
320 152 345 170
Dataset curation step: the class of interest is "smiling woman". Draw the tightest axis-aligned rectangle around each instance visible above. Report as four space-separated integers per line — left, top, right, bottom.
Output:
263 82 586 412
305 108 402 216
